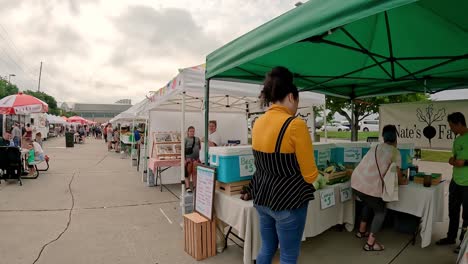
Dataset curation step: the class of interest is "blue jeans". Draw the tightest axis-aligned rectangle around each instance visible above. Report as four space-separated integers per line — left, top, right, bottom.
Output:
255 204 308 264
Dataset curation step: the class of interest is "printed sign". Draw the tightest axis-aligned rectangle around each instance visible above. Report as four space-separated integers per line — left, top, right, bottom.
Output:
320 188 336 210
239 155 256 177
340 186 352 203
380 101 468 149
195 166 216 220
317 150 331 166
344 147 362 163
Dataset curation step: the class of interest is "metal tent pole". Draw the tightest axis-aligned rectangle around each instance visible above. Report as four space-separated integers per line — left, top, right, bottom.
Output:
204 79 210 164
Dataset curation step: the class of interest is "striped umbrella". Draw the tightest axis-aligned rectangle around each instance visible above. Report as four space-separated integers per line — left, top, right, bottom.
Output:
0 92 48 114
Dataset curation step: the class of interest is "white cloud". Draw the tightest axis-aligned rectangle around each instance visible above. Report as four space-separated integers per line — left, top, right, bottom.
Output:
0 0 298 104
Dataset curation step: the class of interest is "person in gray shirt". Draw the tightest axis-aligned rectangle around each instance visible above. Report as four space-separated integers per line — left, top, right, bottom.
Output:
11 123 22 147
184 126 201 192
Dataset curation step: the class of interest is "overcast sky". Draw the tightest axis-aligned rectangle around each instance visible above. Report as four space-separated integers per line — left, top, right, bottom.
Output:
0 0 467 105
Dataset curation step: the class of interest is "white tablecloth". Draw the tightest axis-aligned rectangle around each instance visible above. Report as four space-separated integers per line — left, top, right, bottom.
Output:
214 182 355 264
387 181 445 248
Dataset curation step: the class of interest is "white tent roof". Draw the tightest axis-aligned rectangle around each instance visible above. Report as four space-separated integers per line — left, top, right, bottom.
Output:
46 114 67 125
110 98 150 124
144 64 325 113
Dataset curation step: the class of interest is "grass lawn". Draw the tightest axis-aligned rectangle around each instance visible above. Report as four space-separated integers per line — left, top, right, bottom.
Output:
421 149 452 163
317 131 379 141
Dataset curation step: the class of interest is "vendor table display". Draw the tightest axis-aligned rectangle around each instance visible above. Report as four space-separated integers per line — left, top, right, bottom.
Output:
387 181 445 248
214 181 355 264
147 158 181 191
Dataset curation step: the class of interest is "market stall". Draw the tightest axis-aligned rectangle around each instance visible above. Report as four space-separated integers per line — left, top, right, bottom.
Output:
110 98 149 165
200 0 468 261
142 64 325 192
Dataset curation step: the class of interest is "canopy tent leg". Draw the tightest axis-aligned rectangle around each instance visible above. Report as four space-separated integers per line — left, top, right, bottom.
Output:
131 119 135 166
204 79 210 163
141 119 149 182
324 98 328 142
181 91 186 201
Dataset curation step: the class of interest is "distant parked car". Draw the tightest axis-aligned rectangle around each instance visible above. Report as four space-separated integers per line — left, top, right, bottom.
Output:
360 120 379 132
321 123 350 132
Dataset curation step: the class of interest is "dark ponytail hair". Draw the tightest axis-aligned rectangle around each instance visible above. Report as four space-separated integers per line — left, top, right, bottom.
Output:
260 66 299 107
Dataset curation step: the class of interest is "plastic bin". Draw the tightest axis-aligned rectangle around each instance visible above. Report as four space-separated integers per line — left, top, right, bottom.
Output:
398 143 414 170
333 142 371 166
313 143 335 169
209 146 255 183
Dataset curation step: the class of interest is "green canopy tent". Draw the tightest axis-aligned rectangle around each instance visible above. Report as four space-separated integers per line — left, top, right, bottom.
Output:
202 0 468 149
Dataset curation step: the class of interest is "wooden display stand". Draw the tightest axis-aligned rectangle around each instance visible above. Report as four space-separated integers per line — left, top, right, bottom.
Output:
183 212 216 261
151 131 181 160
216 180 251 195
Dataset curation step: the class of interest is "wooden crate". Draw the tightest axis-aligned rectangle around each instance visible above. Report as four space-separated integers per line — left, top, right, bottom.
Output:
320 170 348 182
216 180 250 195
183 212 216 261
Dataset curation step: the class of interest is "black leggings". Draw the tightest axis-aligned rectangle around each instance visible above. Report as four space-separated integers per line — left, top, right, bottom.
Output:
354 189 387 235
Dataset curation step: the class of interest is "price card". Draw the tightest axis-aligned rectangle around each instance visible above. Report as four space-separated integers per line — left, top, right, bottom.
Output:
239 155 256 177
317 150 330 167
344 147 362 163
340 186 352 202
320 188 336 210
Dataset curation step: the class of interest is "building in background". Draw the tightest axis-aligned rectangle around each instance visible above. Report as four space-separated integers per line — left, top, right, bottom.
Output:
59 99 132 123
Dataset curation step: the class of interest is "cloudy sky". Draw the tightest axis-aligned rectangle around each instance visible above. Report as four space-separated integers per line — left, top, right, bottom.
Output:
0 0 467 105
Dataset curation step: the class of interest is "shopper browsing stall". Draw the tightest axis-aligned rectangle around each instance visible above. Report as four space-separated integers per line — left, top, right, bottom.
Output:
437 112 468 253
351 125 405 252
184 126 201 193
248 66 319 264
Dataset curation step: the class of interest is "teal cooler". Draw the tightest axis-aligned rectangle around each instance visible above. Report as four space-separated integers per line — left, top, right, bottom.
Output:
313 143 335 170
333 142 371 166
398 143 414 170
209 146 255 183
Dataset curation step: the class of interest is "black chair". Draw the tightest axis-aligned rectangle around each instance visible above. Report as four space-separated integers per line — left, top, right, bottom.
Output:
0 146 23 186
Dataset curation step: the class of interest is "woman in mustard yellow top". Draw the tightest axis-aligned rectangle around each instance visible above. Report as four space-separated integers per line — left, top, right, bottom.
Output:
250 66 319 264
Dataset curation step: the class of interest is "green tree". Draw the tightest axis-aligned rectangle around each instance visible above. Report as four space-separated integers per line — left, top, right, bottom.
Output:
24 90 61 115
326 93 430 141
0 78 19 99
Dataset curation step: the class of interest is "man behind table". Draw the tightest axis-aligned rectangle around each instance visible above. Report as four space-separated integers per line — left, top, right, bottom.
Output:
437 112 468 253
208 120 221 147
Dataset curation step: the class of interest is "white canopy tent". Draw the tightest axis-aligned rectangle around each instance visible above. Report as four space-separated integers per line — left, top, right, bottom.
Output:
46 114 67 125
141 64 325 197
109 98 150 124
109 98 151 167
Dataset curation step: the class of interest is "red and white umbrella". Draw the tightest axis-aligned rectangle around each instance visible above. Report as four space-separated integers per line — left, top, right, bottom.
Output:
67 116 88 124
0 92 49 114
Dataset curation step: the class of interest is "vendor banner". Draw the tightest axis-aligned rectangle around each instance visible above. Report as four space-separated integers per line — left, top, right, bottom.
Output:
379 100 468 150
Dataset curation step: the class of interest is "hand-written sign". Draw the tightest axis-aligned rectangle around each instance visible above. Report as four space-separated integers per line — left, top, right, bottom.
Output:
344 147 362 163
195 166 216 220
340 186 352 203
317 150 331 166
320 188 336 210
239 155 256 177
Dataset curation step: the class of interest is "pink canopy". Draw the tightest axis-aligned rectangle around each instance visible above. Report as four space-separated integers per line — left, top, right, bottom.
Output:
67 116 88 125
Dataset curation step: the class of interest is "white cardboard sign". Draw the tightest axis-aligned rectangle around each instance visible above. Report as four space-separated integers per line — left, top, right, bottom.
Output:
344 147 362 163
317 150 331 166
320 188 336 210
239 155 256 177
340 186 352 203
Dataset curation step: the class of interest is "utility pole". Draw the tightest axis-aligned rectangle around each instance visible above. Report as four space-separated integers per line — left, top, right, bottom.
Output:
37 61 43 92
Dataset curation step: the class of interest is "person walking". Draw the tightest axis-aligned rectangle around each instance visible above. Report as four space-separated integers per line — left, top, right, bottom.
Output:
437 112 468 253
351 124 405 251
248 66 319 263
107 124 114 151
103 124 108 143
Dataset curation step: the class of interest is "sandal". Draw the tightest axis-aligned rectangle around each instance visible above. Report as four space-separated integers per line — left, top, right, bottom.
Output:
363 242 384 251
355 231 369 239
